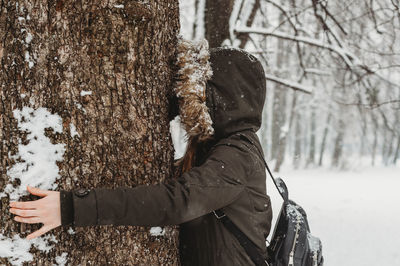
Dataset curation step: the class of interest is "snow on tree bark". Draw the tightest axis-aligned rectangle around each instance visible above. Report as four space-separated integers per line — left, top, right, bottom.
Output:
0 0 180 265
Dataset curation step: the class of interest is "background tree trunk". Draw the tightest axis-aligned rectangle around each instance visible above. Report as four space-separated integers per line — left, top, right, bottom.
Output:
0 0 180 265
204 0 235 47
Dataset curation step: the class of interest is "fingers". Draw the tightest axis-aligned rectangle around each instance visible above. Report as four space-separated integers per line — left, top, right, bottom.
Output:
14 216 41 224
26 225 51 240
9 208 39 217
27 186 49 197
9 200 37 209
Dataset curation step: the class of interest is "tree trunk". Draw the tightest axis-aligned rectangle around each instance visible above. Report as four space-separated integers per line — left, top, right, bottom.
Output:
332 120 345 168
204 0 235 47
293 112 302 169
0 1 180 265
318 113 331 166
274 90 296 172
393 135 400 165
307 106 316 166
371 114 379 166
237 0 261 49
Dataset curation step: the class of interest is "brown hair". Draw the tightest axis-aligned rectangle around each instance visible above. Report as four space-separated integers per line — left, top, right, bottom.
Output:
174 136 200 177
174 135 214 177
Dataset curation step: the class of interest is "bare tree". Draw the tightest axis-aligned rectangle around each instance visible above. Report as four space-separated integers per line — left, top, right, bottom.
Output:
181 0 400 169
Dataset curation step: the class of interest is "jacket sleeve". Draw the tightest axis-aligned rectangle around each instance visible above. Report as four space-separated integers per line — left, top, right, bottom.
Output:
61 145 247 227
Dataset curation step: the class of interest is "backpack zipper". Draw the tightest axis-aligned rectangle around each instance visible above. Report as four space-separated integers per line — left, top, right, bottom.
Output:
288 214 302 266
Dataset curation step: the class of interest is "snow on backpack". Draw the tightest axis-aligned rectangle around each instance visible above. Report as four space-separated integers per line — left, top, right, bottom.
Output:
214 133 324 266
267 177 324 266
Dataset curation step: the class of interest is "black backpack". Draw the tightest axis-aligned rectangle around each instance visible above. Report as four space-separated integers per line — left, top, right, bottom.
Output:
267 178 324 266
214 133 324 266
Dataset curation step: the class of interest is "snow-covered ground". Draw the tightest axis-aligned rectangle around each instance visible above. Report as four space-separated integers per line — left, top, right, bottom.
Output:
277 167 400 266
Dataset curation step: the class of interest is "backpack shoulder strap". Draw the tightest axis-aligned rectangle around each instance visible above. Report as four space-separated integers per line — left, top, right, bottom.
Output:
213 208 270 266
235 132 288 202
212 131 274 266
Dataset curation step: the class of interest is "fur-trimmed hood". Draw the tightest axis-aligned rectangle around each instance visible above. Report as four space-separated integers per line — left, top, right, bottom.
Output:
174 39 266 140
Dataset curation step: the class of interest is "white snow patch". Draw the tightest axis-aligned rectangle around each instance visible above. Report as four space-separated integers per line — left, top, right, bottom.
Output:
114 4 124 8
24 51 34 68
69 123 79 138
277 167 400 266
20 94 26 99
25 33 33 44
74 102 86 113
67 228 75 235
0 107 66 201
0 233 58 266
150 227 165 236
80 90 92 96
54 252 68 266
170 116 188 159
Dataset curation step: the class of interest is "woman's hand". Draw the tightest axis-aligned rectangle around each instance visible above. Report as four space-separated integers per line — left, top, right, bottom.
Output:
9 186 61 240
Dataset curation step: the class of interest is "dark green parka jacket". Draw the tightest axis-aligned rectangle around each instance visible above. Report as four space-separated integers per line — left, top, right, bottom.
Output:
61 48 273 265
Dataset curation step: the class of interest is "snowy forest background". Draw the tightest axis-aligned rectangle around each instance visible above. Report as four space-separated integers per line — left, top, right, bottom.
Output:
177 1 400 265
0 1 398 265
178 0 400 171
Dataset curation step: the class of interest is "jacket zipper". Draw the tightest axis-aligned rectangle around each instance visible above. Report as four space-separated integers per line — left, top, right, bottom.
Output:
288 215 302 266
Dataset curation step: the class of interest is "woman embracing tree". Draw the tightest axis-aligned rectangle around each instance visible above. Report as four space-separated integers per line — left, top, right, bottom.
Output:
7 39 273 265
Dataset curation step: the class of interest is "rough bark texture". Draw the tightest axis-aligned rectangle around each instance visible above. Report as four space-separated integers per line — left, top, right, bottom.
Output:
0 0 180 265
204 0 234 48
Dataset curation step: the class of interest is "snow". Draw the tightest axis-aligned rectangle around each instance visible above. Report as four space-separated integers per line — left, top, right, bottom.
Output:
80 90 92 96
179 0 206 40
307 234 321 253
265 74 313 94
24 51 34 68
0 107 66 201
67 228 75 235
113 4 124 9
235 26 357 67
170 116 188 159
174 38 214 139
275 167 400 266
74 102 86 113
0 234 32 265
229 0 244 42
69 123 79 138
0 107 68 264
150 227 165 236
54 252 68 266
25 33 33 44
0 234 58 266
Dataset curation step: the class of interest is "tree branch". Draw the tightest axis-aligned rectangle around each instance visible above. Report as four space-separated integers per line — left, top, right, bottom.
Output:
266 74 313 94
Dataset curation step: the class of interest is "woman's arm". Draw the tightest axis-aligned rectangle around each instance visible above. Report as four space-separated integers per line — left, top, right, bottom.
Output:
9 144 248 238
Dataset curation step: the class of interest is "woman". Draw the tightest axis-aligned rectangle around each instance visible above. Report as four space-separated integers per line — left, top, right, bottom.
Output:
9 45 272 265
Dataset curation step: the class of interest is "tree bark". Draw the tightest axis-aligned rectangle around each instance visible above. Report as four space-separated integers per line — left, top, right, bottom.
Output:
293 112 302 169
307 106 316 166
204 0 235 47
332 120 345 168
318 113 331 166
237 0 261 49
1 1 180 265
393 135 400 165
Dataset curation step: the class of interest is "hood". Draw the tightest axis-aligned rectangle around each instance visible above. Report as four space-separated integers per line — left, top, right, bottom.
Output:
206 48 266 139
